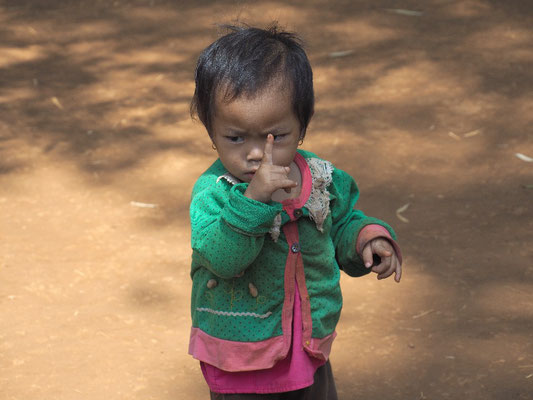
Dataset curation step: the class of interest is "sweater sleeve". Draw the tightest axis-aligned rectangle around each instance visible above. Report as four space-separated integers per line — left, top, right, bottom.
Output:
329 167 397 277
190 179 282 279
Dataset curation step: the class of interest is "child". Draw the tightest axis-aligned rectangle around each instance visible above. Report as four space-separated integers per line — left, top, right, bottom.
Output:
188 24 402 399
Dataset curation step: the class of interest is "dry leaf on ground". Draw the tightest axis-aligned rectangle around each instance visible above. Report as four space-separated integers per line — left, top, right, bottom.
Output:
50 97 64 110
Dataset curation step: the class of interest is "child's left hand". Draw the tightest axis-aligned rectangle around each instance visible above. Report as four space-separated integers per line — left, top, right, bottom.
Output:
362 238 402 283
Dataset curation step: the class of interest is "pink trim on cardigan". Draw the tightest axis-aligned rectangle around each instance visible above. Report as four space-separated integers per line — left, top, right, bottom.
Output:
281 152 313 217
356 224 403 264
282 221 336 361
190 328 287 372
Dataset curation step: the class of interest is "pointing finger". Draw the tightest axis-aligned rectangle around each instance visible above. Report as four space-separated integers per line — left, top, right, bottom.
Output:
262 134 274 165
395 259 402 283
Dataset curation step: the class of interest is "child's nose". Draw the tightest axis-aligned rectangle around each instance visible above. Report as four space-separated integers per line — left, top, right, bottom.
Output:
247 144 263 162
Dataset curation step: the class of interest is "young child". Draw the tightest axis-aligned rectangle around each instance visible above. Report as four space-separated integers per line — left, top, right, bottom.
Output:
188 25 402 399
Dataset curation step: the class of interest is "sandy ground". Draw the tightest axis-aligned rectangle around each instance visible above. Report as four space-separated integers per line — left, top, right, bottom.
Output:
1 1 532 399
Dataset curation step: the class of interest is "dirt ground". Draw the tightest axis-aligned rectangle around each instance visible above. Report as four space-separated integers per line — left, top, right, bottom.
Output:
1 0 532 399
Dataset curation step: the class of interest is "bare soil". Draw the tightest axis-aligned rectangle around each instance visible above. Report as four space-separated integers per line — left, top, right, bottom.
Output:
1 1 532 399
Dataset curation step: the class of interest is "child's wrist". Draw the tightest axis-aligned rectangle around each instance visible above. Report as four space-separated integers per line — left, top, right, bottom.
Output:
244 186 270 203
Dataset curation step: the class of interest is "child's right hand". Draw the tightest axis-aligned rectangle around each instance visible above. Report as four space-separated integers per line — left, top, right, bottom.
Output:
244 134 298 203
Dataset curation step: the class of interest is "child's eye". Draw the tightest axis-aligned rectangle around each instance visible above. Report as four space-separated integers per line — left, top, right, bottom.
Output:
273 134 286 142
225 136 243 143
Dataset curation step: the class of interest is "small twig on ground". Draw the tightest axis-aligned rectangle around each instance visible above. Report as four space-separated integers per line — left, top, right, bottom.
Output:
515 153 533 162
386 9 423 17
329 50 355 58
448 131 461 140
464 129 481 138
412 309 434 319
396 203 410 223
130 201 158 209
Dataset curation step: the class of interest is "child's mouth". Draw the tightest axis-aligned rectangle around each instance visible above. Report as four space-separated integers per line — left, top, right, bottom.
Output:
243 171 256 181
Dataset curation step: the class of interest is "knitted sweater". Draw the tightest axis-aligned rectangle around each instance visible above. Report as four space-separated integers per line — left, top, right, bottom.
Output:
188 150 397 372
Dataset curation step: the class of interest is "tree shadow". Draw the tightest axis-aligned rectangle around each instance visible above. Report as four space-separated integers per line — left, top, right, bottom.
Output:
0 1 211 183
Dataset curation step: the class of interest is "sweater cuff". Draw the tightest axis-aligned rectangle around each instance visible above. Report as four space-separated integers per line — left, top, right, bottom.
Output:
221 183 282 236
356 224 403 265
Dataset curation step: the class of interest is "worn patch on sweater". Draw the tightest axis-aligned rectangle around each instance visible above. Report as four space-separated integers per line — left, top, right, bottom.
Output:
305 158 333 233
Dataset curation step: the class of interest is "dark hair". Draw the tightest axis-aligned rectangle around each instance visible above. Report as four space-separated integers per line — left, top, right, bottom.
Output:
190 24 314 138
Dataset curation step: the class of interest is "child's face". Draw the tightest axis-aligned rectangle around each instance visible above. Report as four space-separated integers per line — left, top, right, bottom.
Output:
211 83 301 183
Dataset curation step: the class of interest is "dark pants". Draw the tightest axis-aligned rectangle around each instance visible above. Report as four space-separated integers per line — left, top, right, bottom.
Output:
209 360 338 400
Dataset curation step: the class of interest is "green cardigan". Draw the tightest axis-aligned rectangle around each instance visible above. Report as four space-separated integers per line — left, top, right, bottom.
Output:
188 150 396 371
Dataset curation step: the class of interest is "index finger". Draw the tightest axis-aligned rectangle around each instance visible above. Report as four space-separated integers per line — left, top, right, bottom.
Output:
262 134 274 165
394 259 402 283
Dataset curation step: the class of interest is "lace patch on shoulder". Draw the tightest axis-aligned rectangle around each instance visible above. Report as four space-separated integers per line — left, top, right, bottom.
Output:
216 173 240 185
305 158 334 232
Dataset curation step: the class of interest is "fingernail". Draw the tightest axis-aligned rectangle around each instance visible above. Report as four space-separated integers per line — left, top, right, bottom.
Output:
365 262 372 268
